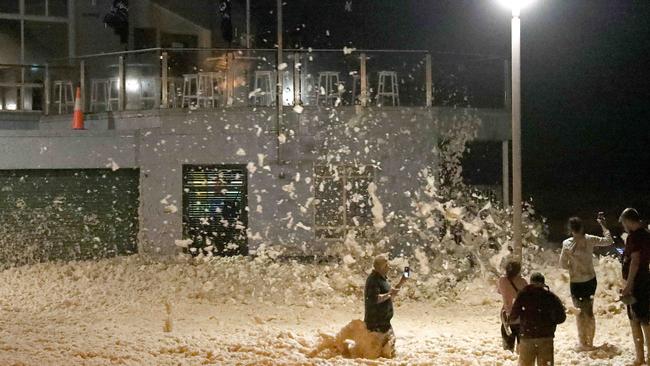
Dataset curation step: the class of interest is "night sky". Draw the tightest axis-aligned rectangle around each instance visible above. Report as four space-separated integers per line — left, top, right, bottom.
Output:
249 0 650 242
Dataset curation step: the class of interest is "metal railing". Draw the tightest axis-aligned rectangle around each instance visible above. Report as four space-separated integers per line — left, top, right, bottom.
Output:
1 48 508 115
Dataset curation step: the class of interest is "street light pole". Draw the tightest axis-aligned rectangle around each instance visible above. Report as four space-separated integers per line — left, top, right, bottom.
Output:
246 0 251 48
511 8 523 261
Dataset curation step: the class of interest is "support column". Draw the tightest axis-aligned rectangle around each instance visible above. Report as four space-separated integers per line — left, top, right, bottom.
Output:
502 140 510 207
360 53 368 107
504 59 511 109
275 0 283 165
118 55 126 111
79 60 85 113
161 52 168 108
44 64 50 115
425 53 432 107
293 52 300 105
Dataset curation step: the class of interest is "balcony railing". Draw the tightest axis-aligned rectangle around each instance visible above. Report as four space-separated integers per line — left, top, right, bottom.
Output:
1 48 508 115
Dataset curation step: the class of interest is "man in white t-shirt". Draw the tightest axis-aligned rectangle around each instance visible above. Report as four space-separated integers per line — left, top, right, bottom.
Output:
559 216 613 350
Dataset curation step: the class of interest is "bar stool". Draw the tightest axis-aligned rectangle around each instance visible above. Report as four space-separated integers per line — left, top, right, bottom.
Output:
316 71 341 106
107 77 121 111
197 72 223 108
53 80 74 114
90 79 109 112
376 71 399 106
167 77 183 108
138 77 159 109
253 70 274 106
181 74 199 108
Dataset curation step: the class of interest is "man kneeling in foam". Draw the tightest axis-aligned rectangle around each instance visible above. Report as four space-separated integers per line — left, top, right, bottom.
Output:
363 254 408 358
310 255 407 359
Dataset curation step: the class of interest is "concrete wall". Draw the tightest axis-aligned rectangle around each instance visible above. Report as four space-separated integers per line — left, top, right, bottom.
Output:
0 106 508 257
135 107 439 255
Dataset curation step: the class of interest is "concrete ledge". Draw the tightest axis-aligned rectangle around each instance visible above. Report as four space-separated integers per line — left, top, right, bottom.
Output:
0 111 41 130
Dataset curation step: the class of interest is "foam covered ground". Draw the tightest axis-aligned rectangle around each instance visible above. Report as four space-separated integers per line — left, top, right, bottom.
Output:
0 254 640 365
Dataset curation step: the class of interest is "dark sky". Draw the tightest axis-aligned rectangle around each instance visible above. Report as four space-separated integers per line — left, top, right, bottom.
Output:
250 0 650 241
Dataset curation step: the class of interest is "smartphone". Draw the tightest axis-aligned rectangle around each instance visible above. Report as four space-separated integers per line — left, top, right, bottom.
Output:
403 266 410 278
616 247 624 255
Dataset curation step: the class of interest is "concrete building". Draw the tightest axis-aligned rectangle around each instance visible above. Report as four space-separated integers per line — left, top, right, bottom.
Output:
0 2 511 263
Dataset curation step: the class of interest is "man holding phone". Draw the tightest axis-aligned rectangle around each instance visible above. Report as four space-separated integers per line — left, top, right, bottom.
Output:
364 255 408 357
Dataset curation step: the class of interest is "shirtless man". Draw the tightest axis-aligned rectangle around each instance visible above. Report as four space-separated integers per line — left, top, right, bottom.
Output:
559 215 613 350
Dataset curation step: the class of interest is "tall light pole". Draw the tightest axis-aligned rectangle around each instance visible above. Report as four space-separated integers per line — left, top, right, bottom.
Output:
246 0 251 48
498 0 534 261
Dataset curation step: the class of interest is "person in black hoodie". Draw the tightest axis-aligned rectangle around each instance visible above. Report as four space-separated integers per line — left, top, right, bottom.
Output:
510 272 566 366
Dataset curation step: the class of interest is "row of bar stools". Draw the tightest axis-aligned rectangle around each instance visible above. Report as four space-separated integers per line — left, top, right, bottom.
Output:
316 71 341 106
376 71 399 106
315 71 399 106
253 70 275 106
52 80 75 114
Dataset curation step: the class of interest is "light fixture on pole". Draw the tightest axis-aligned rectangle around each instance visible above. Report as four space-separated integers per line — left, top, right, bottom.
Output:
497 0 535 262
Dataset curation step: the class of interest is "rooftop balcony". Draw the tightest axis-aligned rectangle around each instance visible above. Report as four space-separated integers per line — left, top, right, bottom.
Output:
1 47 508 111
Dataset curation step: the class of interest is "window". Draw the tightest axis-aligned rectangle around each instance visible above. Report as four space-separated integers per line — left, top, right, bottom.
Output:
0 1 19 13
25 0 46 15
182 165 249 256
24 21 68 63
49 0 68 17
0 19 21 64
314 165 374 239
24 0 67 17
0 2 70 64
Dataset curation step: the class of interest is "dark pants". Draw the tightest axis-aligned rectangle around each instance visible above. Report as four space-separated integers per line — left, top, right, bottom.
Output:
365 322 395 358
519 338 554 366
366 322 392 333
501 322 521 351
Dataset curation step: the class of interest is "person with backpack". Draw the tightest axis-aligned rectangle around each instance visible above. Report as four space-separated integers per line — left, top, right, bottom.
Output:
559 215 613 350
498 260 528 351
510 272 566 366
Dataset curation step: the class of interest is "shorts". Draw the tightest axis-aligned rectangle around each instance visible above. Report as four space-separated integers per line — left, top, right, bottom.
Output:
627 275 650 324
570 277 597 307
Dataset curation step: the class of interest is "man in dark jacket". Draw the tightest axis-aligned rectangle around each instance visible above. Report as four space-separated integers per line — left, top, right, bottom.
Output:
364 255 407 357
510 272 566 366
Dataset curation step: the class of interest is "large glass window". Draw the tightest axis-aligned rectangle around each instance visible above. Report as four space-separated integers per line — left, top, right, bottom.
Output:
0 1 19 13
23 21 68 63
0 19 21 64
25 0 46 15
49 0 68 17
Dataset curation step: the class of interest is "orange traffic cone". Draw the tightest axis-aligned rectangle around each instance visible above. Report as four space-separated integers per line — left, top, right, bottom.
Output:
72 87 84 130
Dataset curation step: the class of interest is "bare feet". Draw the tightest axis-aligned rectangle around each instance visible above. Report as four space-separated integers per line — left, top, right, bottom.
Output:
575 343 596 352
